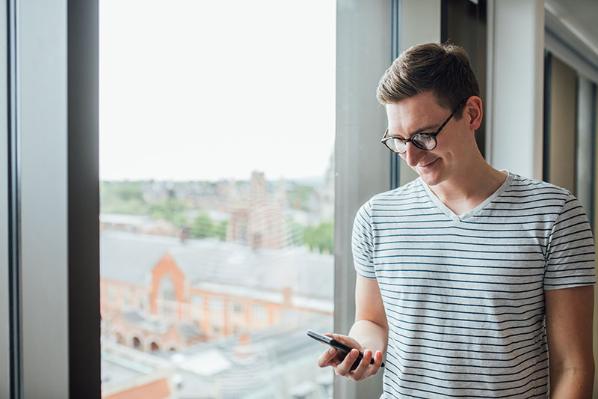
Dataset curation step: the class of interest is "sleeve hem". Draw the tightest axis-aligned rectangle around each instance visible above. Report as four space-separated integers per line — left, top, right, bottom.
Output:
354 263 376 279
544 282 595 291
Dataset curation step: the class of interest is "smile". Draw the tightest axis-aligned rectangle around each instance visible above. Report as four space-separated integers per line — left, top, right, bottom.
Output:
419 158 439 168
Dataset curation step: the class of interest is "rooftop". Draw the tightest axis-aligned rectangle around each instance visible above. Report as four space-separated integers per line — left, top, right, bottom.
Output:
100 231 334 300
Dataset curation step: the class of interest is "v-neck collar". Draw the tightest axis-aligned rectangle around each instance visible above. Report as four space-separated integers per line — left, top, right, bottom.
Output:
418 170 512 222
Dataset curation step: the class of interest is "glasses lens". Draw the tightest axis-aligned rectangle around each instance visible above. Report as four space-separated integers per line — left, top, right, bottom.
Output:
387 138 406 153
412 134 436 150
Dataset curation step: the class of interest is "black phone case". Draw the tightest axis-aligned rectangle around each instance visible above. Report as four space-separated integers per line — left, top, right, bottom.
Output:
306 330 367 370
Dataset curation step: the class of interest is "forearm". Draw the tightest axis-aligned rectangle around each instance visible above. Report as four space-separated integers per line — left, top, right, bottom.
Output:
348 319 388 353
550 366 594 398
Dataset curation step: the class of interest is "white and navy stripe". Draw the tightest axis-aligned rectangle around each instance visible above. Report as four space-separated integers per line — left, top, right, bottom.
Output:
352 172 595 398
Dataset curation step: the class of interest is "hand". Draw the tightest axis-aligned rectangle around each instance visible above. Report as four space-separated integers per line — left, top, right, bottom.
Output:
317 333 384 381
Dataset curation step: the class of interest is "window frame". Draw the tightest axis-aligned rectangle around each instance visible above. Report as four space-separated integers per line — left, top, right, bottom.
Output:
9 0 100 397
1 0 13 396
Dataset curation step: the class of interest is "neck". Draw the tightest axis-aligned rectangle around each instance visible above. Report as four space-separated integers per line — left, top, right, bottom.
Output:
428 153 506 203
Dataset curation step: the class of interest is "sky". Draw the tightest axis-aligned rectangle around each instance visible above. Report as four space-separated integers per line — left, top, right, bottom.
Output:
99 0 335 182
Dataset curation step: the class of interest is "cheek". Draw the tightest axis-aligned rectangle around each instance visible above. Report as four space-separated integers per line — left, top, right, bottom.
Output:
434 134 460 158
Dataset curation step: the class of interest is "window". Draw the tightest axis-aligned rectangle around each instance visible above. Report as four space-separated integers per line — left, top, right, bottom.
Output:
3 0 395 397
99 0 335 397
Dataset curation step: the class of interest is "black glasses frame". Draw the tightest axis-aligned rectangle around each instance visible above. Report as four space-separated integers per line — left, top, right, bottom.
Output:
381 99 468 154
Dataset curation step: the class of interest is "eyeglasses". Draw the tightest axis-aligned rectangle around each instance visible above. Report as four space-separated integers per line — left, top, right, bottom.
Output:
381 99 467 154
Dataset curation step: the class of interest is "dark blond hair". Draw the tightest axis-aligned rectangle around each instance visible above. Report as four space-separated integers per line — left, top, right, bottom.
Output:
376 43 479 117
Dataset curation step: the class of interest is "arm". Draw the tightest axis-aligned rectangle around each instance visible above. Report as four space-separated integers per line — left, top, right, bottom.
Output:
545 285 594 398
348 274 388 354
318 275 388 380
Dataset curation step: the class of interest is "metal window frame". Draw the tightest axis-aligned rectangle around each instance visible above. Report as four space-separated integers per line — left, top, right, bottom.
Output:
389 0 401 190
334 1 391 398
68 1 100 397
1 0 13 397
542 51 553 183
4 0 99 398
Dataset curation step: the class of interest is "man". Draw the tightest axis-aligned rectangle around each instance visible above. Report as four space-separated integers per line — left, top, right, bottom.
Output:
318 43 595 398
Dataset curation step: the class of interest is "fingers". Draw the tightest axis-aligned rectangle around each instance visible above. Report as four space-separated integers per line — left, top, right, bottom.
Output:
365 350 384 378
373 350 383 369
350 349 372 380
318 347 339 368
346 350 384 381
316 333 382 381
319 347 384 380
334 349 360 376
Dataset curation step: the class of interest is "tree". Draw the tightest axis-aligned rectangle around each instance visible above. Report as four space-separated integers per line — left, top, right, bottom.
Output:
303 221 333 254
149 198 187 227
190 213 213 239
189 213 228 240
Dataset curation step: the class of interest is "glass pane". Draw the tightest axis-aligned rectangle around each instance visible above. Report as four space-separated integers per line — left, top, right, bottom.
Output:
99 1 335 398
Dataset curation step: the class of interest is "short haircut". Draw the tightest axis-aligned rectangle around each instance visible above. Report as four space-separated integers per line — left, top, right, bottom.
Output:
376 42 480 117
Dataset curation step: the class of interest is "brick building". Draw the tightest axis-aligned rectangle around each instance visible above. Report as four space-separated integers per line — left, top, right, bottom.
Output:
100 231 333 354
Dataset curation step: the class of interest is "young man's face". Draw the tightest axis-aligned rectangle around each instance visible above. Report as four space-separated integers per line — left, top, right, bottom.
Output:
385 91 474 187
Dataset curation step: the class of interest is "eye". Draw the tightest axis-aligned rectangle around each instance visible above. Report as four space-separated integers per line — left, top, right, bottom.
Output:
412 133 436 150
390 136 407 143
413 133 434 142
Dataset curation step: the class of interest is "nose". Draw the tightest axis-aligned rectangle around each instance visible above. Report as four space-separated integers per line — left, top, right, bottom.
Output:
402 142 425 168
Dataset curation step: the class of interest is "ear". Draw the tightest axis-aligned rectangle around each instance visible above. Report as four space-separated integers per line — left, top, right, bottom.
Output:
464 96 483 131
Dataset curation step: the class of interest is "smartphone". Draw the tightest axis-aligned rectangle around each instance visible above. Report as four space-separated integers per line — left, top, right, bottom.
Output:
307 330 384 370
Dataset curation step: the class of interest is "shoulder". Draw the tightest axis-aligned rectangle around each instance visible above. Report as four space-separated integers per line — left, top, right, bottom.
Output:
505 173 571 201
363 178 425 210
354 179 424 222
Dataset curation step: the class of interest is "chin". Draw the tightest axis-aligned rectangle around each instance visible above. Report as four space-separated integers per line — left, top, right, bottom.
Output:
416 161 445 186
420 173 443 186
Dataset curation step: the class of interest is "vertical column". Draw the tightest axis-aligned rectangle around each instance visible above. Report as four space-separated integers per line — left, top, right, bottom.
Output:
592 83 598 399
576 77 595 220
335 1 391 398
19 0 70 397
0 0 11 396
546 56 577 192
67 0 100 396
487 0 544 178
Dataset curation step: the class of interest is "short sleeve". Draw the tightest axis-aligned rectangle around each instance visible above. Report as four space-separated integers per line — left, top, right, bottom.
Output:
352 200 376 279
544 194 596 290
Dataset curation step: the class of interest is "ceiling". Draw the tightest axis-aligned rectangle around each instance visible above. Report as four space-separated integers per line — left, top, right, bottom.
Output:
545 0 598 68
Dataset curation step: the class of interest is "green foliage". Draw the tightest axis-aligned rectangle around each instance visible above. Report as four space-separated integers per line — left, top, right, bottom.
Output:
189 213 227 240
303 221 333 254
149 198 188 228
214 220 228 241
190 213 212 238
100 181 149 214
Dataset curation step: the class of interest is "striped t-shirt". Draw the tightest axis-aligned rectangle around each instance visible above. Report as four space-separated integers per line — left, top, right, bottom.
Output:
352 171 596 398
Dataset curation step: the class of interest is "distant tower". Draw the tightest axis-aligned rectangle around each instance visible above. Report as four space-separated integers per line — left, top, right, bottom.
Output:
250 171 267 206
227 171 287 250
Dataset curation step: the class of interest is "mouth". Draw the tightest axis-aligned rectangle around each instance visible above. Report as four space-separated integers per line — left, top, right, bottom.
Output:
419 158 439 169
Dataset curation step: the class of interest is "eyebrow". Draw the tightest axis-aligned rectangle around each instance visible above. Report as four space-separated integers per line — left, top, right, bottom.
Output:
388 123 441 139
